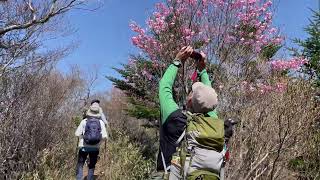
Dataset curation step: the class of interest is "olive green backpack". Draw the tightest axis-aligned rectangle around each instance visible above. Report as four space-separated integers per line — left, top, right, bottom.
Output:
186 112 224 152
176 112 225 180
156 112 225 180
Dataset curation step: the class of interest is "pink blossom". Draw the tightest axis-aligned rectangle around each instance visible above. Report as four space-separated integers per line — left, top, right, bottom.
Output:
270 57 308 71
196 10 202 17
249 85 256 92
269 27 277 33
248 0 257 4
142 69 153 80
241 81 248 86
242 81 288 94
272 36 284 45
265 0 272 7
142 70 147 76
275 82 287 93
128 58 137 66
130 0 282 69
131 37 139 45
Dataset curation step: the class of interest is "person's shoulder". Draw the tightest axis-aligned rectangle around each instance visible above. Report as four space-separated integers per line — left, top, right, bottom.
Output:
82 118 88 122
98 119 105 125
168 109 187 121
80 119 87 125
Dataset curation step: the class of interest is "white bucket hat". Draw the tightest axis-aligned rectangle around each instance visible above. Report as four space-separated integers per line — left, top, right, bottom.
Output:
191 82 218 113
86 102 102 118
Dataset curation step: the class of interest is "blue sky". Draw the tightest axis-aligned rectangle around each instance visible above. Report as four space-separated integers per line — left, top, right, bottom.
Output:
55 0 318 92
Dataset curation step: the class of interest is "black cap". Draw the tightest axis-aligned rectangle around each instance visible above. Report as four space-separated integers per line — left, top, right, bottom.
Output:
91 99 100 105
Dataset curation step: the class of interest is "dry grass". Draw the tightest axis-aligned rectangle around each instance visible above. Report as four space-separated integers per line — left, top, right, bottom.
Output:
224 80 319 180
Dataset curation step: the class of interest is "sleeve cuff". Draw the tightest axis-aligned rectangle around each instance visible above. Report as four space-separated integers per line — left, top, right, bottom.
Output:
198 69 207 76
172 59 182 68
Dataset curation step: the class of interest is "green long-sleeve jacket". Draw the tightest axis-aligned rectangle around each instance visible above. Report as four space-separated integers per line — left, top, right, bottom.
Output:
159 64 218 124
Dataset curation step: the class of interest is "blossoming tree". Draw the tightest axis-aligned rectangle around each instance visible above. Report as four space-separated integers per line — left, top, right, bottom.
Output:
109 0 307 117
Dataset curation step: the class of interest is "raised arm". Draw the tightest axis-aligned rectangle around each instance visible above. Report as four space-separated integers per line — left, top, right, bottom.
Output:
159 65 179 124
197 52 218 118
159 46 193 124
196 52 212 87
199 69 212 87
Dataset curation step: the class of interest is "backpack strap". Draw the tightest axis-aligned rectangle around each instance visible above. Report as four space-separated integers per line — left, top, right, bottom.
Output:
175 130 186 145
185 111 193 117
221 148 227 157
160 148 170 175
175 111 192 146
179 140 187 178
160 150 167 173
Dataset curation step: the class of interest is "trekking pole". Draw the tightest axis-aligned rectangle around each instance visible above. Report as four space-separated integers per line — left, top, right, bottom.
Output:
103 139 107 161
107 123 113 140
182 61 188 110
75 137 79 160
104 122 112 159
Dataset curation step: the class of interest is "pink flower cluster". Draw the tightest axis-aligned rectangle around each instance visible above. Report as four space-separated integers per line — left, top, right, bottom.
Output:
130 22 161 61
180 0 281 53
142 69 153 80
228 0 283 52
147 3 172 34
182 27 196 41
270 57 308 71
257 82 287 93
241 81 287 94
129 0 283 63
127 0 301 96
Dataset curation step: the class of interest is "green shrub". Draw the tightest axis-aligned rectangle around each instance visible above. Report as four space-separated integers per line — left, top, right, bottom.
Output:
102 132 155 180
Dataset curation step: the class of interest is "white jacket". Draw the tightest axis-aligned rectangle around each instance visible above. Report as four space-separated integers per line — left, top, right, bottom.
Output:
100 108 109 126
75 118 108 148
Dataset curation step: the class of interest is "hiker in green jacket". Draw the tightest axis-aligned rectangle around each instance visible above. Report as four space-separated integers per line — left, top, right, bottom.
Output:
156 46 219 178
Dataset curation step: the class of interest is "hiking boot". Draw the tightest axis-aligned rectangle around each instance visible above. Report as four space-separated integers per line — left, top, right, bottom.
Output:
149 171 169 180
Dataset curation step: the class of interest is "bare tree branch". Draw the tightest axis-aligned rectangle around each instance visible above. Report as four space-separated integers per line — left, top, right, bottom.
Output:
0 0 85 36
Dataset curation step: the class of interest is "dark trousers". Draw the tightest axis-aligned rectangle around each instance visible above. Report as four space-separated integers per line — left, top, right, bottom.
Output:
76 148 99 180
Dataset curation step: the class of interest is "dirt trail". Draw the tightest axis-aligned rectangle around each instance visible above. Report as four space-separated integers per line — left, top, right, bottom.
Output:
82 148 108 179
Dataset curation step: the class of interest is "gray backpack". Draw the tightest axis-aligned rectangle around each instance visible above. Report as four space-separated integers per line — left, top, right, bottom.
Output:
83 118 102 145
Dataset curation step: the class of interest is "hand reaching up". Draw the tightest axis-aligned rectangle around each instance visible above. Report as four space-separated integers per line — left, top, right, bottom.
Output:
175 46 193 63
197 51 207 71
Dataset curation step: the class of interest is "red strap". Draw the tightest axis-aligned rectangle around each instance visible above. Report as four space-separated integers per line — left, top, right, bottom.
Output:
225 150 230 161
191 70 198 82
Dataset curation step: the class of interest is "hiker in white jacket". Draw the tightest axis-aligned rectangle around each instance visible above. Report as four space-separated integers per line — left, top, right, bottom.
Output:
75 103 108 180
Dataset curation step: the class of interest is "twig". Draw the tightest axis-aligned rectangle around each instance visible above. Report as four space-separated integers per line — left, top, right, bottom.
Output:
243 152 269 180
